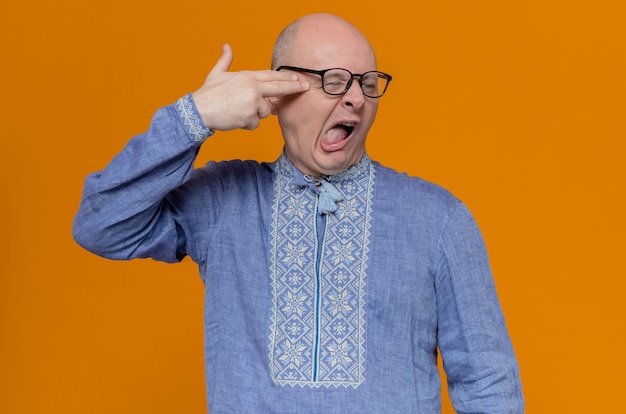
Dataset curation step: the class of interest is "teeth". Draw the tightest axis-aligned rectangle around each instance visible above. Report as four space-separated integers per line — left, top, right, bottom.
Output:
340 122 355 127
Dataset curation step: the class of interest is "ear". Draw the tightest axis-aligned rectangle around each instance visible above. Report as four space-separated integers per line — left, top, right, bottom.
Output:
268 96 280 115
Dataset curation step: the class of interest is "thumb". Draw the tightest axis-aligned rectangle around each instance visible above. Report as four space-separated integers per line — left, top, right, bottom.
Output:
208 44 233 75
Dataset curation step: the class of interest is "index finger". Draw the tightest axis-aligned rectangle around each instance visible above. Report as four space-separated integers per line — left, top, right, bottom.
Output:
252 69 302 82
258 78 311 98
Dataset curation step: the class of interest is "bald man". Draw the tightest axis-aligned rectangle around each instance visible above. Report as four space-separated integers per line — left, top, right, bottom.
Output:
74 13 524 413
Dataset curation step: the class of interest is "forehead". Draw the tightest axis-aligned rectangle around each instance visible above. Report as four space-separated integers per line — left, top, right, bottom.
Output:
290 20 377 72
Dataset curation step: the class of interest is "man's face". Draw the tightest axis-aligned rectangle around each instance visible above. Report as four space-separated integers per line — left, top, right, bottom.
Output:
272 19 379 177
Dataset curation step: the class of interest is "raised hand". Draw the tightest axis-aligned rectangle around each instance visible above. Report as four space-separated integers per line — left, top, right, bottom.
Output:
191 44 310 131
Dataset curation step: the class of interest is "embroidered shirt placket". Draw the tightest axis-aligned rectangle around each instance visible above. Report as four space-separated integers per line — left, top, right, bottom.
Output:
312 195 325 382
269 155 373 388
308 176 333 383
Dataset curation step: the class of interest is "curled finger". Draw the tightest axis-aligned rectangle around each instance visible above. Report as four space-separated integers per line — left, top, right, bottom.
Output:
256 101 272 119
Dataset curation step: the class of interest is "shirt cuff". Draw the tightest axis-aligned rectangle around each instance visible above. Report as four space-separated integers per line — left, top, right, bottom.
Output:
175 93 213 143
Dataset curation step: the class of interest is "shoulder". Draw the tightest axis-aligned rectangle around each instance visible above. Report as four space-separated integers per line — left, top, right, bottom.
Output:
171 159 274 202
372 161 462 212
193 159 273 180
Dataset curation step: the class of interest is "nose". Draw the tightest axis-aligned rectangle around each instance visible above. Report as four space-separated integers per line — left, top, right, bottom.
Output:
341 78 365 110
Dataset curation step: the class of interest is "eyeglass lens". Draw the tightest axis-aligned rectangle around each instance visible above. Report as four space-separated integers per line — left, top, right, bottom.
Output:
323 69 388 97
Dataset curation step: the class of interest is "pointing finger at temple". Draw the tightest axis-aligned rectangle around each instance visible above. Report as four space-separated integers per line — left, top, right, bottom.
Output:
258 78 310 98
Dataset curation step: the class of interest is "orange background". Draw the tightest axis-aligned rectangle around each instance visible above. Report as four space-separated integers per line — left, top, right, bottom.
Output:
1 1 624 412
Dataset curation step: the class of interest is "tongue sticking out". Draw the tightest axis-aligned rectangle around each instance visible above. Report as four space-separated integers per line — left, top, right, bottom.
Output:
323 125 350 146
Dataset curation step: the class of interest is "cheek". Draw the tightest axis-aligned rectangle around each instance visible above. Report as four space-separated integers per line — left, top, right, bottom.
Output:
362 105 378 129
282 109 325 137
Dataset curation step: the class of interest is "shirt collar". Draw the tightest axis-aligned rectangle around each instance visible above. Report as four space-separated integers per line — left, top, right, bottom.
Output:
275 152 371 214
276 152 371 185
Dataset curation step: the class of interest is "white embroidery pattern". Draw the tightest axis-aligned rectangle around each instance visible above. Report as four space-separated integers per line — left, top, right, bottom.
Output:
269 155 374 388
175 94 209 142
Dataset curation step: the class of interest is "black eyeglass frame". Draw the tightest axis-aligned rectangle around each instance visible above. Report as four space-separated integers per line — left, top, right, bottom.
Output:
276 65 392 98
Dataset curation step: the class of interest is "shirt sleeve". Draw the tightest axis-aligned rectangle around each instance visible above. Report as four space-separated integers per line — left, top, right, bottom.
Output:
72 94 213 263
435 202 525 413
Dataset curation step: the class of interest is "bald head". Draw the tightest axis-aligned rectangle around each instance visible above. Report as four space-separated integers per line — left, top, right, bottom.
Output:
271 14 376 70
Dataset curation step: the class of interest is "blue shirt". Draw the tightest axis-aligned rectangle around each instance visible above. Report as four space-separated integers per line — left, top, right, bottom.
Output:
73 94 524 413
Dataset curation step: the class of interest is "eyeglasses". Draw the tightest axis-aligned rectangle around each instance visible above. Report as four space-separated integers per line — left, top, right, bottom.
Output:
276 66 392 98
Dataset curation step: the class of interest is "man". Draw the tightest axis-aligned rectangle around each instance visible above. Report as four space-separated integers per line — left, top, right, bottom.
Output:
73 13 524 413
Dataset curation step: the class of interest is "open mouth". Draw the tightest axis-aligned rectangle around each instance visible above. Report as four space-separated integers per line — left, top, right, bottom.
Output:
323 122 355 149
338 122 355 136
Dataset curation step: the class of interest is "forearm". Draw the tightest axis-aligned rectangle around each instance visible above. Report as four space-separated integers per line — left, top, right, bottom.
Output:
72 94 212 262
